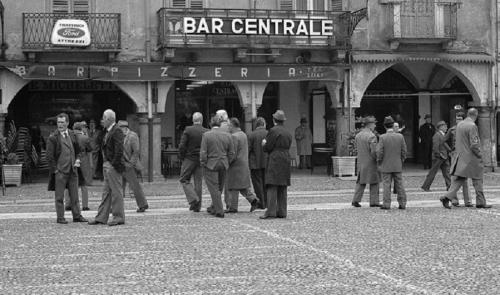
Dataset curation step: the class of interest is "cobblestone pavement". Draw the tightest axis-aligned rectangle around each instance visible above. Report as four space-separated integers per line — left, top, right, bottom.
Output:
1 172 500 294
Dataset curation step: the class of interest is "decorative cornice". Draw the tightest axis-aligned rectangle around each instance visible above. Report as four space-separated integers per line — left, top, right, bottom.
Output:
352 53 494 64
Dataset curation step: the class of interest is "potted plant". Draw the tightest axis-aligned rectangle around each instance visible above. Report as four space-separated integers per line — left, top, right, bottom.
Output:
2 152 22 187
332 129 360 177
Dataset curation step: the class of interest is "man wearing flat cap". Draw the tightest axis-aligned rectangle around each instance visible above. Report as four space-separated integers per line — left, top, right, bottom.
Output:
352 116 380 207
376 116 408 210
419 114 435 169
421 120 451 192
295 117 312 169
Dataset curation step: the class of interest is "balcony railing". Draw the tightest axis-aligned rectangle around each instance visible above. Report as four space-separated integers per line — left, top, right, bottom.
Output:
158 8 351 49
22 13 121 50
387 1 460 40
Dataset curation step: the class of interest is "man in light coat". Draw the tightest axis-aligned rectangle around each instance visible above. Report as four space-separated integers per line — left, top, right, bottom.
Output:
118 120 149 213
215 109 232 210
377 116 408 210
226 118 260 213
352 116 380 208
74 121 93 211
295 117 312 169
440 108 492 209
247 117 268 209
421 121 451 191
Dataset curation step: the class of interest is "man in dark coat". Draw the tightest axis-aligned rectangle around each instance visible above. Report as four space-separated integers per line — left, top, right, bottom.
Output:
440 108 492 209
419 114 435 169
421 121 451 191
352 116 380 207
74 121 93 211
260 110 292 219
46 113 87 224
88 109 126 226
248 117 268 209
200 115 235 218
377 116 407 210
226 118 260 213
178 112 207 212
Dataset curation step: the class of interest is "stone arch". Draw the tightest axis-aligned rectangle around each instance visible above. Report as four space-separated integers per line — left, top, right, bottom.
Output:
0 70 29 113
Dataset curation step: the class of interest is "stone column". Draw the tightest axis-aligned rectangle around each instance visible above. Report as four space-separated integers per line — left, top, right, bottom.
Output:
243 104 255 133
336 107 356 156
0 113 7 137
477 107 496 171
232 82 268 132
137 113 163 180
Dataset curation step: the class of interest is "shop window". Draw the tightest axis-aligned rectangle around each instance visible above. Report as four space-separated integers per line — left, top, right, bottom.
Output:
172 0 204 9
52 0 90 13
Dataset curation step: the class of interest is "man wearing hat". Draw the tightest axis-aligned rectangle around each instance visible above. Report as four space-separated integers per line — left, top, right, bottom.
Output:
352 116 380 207
419 114 436 169
260 110 293 219
118 120 149 213
421 120 451 192
295 117 312 169
376 116 408 210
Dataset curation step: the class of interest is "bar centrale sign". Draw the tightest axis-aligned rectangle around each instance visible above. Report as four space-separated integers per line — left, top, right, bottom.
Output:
183 17 335 36
5 63 343 82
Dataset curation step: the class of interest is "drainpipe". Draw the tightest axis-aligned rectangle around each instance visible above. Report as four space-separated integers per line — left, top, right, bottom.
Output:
145 0 154 182
491 0 498 171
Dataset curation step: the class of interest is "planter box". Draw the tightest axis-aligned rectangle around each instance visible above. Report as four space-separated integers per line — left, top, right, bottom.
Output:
2 164 23 186
332 156 357 177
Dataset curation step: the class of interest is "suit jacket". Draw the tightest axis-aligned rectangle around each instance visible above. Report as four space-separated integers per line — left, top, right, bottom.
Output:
264 124 292 186
227 129 252 189
376 130 407 173
419 123 436 145
102 124 125 173
200 127 235 171
178 124 208 163
46 130 81 191
432 131 451 160
123 130 143 171
355 128 379 184
450 118 483 179
247 126 268 170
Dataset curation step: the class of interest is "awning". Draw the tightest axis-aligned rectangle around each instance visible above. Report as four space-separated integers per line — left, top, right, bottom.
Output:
352 53 495 64
1 62 346 82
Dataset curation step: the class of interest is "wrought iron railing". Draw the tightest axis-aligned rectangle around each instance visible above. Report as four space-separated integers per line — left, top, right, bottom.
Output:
157 8 352 49
387 1 460 39
22 13 121 50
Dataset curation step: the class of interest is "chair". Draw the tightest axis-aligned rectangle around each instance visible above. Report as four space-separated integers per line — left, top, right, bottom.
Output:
290 156 297 168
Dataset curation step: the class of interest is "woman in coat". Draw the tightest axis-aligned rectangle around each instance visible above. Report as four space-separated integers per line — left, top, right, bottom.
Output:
260 110 292 219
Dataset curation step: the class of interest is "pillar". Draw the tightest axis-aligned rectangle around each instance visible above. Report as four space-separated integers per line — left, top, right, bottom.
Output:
0 113 7 137
336 107 356 156
232 82 268 132
137 113 163 180
477 107 496 171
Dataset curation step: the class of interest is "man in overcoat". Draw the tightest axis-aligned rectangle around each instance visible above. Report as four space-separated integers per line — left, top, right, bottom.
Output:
46 113 87 224
295 117 312 169
74 121 93 211
421 121 451 192
247 117 268 209
179 112 208 212
376 116 408 210
440 108 492 209
226 118 260 213
260 110 293 219
352 116 380 207
215 109 232 210
88 109 126 226
200 115 235 218
419 114 435 169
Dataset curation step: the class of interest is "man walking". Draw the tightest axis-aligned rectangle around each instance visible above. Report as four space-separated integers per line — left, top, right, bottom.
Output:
178 112 207 212
46 113 87 224
89 109 126 226
377 116 408 210
352 116 380 208
226 118 260 213
421 121 451 191
440 108 492 209
119 120 149 213
419 114 435 169
200 115 235 218
295 117 312 169
248 117 268 209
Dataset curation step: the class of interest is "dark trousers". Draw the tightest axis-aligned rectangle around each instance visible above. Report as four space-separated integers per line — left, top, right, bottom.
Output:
251 169 266 208
265 185 287 218
299 155 311 169
228 188 258 211
421 158 451 190
449 179 471 205
95 163 125 223
204 168 226 215
123 166 148 209
55 171 82 220
422 143 432 169
445 176 486 206
352 183 379 205
180 158 203 206
381 172 407 208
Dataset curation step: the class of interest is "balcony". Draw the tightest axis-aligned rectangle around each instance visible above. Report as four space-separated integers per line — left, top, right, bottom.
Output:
22 12 120 60
157 8 351 50
386 1 460 49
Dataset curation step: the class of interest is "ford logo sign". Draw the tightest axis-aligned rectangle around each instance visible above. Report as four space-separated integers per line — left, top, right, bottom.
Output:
57 28 85 38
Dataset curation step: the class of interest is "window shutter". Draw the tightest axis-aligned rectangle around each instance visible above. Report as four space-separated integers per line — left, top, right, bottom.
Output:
280 0 293 10
73 0 89 14
330 0 342 11
313 0 325 11
190 0 203 9
296 0 307 11
53 0 69 13
172 0 186 8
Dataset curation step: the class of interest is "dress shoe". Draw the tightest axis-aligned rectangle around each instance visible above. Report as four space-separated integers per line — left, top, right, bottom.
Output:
476 204 492 209
380 206 390 210
250 200 260 212
276 215 286 218
88 219 105 225
398 205 406 210
370 204 381 207
259 215 275 219
188 202 196 211
440 197 451 209
207 206 214 214
56 219 68 224
73 217 88 223
465 204 474 208
65 206 71 211
215 213 224 218
224 209 238 213
82 207 90 211
452 203 460 207
351 202 361 208
421 187 431 192
193 201 201 212
136 207 147 213
108 220 125 226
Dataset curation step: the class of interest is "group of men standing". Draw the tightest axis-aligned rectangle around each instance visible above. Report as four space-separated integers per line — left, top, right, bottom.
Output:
178 109 292 219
